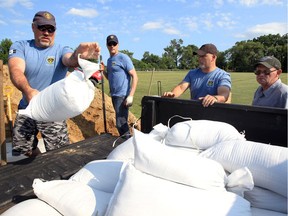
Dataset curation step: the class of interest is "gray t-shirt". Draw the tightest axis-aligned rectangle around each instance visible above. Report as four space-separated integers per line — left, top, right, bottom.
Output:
252 79 288 109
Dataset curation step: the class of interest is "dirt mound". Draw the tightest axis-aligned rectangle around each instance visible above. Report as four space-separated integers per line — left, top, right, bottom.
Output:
2 65 140 143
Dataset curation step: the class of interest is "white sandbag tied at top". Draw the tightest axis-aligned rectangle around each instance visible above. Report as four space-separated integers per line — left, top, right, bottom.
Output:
200 140 288 198
18 56 100 122
78 54 101 80
165 120 246 150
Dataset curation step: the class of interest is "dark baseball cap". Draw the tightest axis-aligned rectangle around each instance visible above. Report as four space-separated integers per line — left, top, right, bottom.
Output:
33 11 56 28
106 35 118 44
255 56 281 69
193 43 218 56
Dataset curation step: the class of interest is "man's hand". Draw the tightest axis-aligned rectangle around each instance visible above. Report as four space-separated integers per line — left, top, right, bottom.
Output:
199 95 218 107
100 61 105 71
162 92 175 97
125 96 133 107
76 42 101 59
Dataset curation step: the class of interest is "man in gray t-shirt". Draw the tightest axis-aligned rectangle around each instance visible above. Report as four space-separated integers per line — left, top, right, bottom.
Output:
252 56 287 109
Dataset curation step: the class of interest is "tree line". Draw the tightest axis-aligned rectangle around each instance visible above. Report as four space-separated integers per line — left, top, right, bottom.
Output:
1 33 287 72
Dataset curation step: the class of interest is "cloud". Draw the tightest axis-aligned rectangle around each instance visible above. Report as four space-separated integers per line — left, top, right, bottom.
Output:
163 26 181 35
0 0 33 9
142 21 163 30
247 22 287 35
239 0 283 6
67 8 99 18
235 22 287 39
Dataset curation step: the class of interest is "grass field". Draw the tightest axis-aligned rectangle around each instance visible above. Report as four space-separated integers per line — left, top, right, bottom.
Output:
101 71 288 118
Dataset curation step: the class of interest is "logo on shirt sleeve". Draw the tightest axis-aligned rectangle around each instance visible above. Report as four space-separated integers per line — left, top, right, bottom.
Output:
8 49 16 55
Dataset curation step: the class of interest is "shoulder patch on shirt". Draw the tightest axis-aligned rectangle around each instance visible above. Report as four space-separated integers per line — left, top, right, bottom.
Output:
9 49 16 55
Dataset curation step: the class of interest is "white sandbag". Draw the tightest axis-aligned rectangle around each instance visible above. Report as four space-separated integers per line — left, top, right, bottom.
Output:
251 207 287 216
200 140 288 197
1 199 62 216
18 55 100 122
70 159 124 193
245 186 287 213
33 178 112 216
226 167 254 197
165 120 245 150
133 129 227 191
107 123 168 161
105 163 251 216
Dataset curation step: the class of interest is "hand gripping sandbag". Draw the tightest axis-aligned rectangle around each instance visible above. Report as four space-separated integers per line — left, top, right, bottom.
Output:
19 55 100 122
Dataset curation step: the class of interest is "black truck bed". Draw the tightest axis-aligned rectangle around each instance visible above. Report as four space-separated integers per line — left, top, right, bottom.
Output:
0 133 123 213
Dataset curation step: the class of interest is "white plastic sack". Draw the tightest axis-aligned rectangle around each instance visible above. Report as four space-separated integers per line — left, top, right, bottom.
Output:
200 140 288 197
245 186 287 213
18 55 100 122
70 159 124 193
133 129 227 191
105 163 251 216
165 120 245 150
33 178 112 216
1 199 62 216
107 123 169 161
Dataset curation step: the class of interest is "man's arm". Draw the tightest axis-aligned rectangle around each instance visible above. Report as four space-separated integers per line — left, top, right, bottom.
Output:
125 68 138 107
216 86 231 102
8 57 39 103
162 81 190 98
128 68 138 97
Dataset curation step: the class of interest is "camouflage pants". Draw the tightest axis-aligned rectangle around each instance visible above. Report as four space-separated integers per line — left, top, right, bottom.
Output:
12 114 69 155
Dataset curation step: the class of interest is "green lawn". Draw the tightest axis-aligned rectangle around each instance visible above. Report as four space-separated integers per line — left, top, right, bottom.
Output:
101 71 288 118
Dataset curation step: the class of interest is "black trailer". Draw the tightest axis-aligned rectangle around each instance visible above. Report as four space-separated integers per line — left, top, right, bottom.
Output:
0 96 287 213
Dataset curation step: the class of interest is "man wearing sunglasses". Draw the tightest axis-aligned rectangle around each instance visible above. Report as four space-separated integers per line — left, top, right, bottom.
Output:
252 56 287 109
103 34 138 138
8 11 101 157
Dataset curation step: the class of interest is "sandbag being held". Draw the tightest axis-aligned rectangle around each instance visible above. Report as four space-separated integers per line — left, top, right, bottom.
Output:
19 55 100 122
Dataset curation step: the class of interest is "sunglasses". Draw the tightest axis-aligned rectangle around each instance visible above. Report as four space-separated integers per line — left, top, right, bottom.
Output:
108 42 118 47
37 25 56 33
254 69 277 75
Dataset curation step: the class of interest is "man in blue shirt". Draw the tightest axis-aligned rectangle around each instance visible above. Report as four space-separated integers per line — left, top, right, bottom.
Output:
103 34 138 138
8 11 101 157
163 43 231 107
252 56 287 109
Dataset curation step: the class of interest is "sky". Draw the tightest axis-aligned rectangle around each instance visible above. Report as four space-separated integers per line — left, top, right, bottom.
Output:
0 0 287 62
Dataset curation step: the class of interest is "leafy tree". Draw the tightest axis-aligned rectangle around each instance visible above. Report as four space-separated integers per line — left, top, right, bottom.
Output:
141 51 162 70
163 39 183 69
226 41 265 72
178 44 198 70
0 38 13 64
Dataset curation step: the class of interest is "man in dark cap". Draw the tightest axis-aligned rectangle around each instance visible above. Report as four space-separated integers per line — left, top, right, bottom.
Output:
163 43 231 107
103 34 138 138
252 56 287 108
8 11 101 157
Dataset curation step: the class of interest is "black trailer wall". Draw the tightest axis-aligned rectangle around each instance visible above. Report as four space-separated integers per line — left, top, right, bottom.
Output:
141 96 287 147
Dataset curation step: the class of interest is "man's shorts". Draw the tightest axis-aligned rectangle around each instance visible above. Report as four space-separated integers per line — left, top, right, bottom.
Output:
12 114 69 155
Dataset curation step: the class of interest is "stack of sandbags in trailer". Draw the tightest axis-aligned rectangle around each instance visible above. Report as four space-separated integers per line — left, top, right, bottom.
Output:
105 129 252 216
200 140 288 215
107 119 246 161
18 54 100 122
